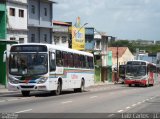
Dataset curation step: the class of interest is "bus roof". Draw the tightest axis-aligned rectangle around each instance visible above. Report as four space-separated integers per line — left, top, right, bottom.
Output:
10 43 93 57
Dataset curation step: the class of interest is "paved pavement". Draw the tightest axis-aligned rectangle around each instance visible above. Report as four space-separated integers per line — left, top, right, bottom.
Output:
1 83 160 115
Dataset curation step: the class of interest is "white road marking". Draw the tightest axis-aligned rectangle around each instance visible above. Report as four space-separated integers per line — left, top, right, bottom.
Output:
132 104 137 107
126 106 131 109
146 99 149 101
61 100 72 104
15 109 32 113
142 100 146 103
7 99 18 101
20 97 31 100
117 110 124 113
0 100 5 103
90 96 98 99
137 102 142 105
108 114 115 117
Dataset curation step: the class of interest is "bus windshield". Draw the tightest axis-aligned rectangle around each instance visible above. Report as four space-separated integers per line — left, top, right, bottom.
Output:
9 53 48 76
126 65 146 77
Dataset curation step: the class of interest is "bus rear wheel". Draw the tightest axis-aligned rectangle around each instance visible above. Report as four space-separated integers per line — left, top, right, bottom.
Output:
129 84 132 87
74 80 85 92
21 91 30 97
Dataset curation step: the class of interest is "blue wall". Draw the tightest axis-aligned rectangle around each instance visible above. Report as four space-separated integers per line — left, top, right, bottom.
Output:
85 28 94 51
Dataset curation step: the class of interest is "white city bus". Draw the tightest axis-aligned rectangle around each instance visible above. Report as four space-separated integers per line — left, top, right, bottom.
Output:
6 43 94 96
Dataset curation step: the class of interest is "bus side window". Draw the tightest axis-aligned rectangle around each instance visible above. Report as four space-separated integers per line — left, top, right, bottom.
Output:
89 57 94 69
68 53 74 67
50 52 56 71
74 54 79 68
56 50 63 67
62 52 68 67
86 56 89 69
79 55 83 68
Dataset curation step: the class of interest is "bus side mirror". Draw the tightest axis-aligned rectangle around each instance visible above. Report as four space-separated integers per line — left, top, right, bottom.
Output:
3 51 6 62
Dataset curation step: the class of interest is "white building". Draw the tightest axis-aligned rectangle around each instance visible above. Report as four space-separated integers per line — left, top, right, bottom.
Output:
53 21 71 48
6 0 28 43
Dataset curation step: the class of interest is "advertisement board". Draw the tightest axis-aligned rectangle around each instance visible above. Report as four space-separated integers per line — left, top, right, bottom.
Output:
72 26 85 50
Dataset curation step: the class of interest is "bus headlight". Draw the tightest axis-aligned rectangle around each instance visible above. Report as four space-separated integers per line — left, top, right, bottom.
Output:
37 77 48 84
9 77 19 84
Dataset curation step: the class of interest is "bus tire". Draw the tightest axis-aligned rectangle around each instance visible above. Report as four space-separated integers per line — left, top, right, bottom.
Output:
54 80 62 95
21 91 30 97
79 79 85 92
74 79 85 92
129 84 131 87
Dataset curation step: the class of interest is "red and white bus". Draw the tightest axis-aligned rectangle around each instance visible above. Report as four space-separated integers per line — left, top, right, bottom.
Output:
125 60 157 87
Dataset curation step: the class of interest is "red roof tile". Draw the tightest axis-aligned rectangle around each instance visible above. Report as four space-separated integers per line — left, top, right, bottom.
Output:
53 20 71 26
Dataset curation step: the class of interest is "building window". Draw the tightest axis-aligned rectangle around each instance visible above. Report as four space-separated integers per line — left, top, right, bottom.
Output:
54 36 60 44
31 34 35 42
10 8 15 16
19 38 24 43
19 9 24 17
96 41 100 49
62 36 67 43
44 34 47 42
44 8 47 16
10 37 16 40
31 5 35 14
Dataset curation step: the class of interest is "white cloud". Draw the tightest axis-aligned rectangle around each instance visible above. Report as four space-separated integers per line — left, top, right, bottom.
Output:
54 0 160 40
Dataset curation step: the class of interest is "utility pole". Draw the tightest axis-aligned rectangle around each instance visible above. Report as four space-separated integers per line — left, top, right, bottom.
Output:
116 43 119 83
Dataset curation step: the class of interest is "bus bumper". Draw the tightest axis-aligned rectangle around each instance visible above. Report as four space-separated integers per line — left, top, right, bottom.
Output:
125 80 147 85
8 82 49 91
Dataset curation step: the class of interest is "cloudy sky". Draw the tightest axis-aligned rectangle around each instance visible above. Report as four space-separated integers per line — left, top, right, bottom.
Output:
53 0 160 40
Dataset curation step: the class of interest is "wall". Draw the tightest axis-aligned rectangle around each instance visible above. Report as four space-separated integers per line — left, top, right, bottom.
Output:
6 1 28 43
28 0 53 43
119 48 134 64
52 32 69 48
112 48 134 66
7 2 27 30
28 27 39 42
0 3 6 39
0 43 6 85
28 27 52 43
40 28 51 43
28 0 52 27
7 0 27 4
85 28 94 51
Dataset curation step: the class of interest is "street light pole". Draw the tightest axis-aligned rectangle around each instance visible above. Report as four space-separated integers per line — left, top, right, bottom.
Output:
116 43 119 83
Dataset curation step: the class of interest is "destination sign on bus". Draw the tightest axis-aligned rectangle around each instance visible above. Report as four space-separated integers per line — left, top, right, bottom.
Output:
10 45 47 52
127 61 146 65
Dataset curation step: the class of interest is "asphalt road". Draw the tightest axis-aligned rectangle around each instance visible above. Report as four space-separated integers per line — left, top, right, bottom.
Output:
0 84 160 118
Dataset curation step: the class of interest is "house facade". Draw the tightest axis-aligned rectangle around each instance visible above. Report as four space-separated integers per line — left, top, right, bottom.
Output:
6 0 28 43
28 0 54 43
94 31 112 83
108 47 134 68
52 20 71 48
